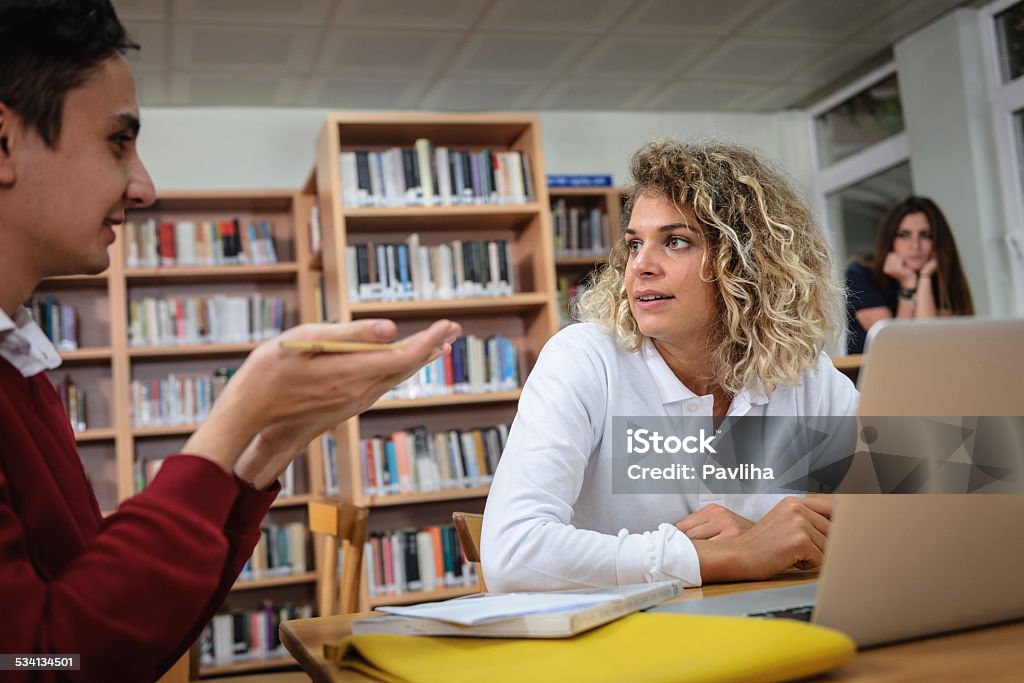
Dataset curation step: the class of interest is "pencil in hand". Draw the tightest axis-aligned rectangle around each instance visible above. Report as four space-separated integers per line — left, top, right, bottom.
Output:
279 340 407 354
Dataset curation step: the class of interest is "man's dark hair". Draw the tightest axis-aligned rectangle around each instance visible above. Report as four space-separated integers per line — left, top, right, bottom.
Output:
0 0 138 147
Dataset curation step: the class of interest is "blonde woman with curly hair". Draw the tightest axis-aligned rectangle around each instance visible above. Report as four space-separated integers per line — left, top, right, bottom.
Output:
481 140 858 592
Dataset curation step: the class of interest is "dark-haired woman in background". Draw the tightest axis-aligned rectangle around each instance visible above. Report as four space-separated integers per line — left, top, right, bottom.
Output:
845 196 974 354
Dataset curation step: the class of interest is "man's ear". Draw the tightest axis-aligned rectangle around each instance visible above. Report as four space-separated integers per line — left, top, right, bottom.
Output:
0 102 16 186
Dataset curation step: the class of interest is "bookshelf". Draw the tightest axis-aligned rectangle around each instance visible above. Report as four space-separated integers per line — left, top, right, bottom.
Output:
549 186 622 325
36 189 322 678
310 112 559 610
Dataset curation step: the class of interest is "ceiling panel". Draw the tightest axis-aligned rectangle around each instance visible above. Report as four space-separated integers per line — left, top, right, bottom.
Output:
572 35 716 80
648 80 758 111
132 71 168 107
332 0 487 30
123 21 166 70
536 79 663 109
748 0 896 40
785 42 890 86
447 32 593 77
171 73 301 106
113 0 165 21
851 0 968 45
316 29 463 77
620 0 774 37
738 83 820 112
688 39 831 82
117 0 976 112
419 78 546 110
175 0 333 26
173 24 320 72
304 76 429 108
479 0 634 33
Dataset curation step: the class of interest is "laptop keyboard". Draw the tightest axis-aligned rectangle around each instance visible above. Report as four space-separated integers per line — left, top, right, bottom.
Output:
747 605 814 622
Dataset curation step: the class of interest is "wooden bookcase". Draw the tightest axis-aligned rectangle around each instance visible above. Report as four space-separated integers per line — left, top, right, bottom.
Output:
36 190 322 678
310 113 559 610
549 187 623 325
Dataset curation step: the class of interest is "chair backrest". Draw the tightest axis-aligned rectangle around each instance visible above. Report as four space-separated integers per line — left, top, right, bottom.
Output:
452 511 486 592
308 499 369 615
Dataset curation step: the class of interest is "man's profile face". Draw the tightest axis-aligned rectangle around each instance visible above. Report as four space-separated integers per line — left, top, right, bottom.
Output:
13 55 155 279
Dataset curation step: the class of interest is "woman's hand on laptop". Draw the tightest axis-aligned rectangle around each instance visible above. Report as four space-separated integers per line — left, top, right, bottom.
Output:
692 497 834 583
675 503 754 540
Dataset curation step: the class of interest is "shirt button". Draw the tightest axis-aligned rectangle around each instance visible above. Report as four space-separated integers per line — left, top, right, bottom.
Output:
687 403 698 412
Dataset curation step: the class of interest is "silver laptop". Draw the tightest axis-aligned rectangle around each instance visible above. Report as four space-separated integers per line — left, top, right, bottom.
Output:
653 318 1024 646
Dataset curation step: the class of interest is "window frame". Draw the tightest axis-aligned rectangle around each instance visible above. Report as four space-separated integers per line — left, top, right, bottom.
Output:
981 0 1024 313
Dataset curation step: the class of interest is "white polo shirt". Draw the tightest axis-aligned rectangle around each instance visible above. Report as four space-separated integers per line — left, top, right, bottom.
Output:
481 322 858 591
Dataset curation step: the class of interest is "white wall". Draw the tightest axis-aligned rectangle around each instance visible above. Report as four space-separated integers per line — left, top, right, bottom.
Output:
137 107 815 198
895 8 1011 316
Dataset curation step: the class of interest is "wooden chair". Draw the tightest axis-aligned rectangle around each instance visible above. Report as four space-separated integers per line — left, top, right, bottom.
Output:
452 511 486 592
308 500 369 615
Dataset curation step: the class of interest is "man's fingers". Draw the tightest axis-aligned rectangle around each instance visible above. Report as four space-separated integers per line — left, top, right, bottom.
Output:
394 320 462 361
286 319 399 344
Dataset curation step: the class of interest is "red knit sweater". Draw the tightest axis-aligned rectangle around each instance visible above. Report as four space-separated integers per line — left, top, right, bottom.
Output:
0 359 277 681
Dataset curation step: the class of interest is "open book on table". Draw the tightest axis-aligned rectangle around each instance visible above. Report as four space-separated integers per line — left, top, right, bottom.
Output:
351 580 684 638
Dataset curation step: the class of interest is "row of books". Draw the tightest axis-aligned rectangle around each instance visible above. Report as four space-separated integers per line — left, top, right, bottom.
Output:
552 200 610 255
123 218 280 268
199 603 312 666
135 455 301 496
56 375 87 432
365 524 476 597
127 294 286 347
358 423 509 497
339 142 535 208
383 334 519 400
30 296 78 351
238 522 309 580
129 368 236 427
345 236 515 302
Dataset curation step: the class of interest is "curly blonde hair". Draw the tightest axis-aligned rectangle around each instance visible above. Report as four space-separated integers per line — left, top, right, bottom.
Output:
575 139 842 396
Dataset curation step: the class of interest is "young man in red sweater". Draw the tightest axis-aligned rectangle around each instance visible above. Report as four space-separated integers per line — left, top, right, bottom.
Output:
0 2 458 680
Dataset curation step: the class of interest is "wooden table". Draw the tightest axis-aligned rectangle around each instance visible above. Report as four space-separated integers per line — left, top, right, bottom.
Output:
280 572 1024 682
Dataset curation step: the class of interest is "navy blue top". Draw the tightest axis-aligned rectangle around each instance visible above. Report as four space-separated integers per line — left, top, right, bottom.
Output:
845 262 897 354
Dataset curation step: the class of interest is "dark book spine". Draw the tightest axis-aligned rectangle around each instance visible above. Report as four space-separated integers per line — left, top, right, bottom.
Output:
461 151 474 200
355 151 372 200
477 241 490 289
484 150 496 201
404 530 421 591
355 243 368 289
497 239 509 288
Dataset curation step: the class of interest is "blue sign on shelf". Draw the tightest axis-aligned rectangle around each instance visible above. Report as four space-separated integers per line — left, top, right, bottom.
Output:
547 174 613 188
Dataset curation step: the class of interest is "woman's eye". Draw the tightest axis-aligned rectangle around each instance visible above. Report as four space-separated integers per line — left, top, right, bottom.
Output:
626 240 640 253
667 236 689 249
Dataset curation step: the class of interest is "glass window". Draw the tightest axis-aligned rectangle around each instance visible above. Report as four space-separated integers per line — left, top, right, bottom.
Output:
996 1 1024 84
814 73 905 167
826 162 913 265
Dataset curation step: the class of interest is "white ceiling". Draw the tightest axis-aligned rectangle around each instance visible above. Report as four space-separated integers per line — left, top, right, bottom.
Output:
116 0 974 112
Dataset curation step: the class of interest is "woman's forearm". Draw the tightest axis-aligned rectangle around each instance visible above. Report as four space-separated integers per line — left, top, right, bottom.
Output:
914 275 937 319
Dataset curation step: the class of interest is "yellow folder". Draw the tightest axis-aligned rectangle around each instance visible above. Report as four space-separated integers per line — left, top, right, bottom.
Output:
325 612 855 683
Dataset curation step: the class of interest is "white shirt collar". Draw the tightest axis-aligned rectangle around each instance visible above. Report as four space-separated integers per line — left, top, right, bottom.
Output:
0 306 63 377
640 336 769 412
